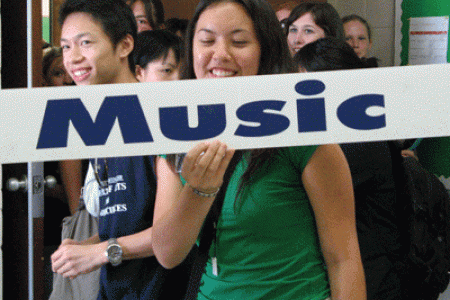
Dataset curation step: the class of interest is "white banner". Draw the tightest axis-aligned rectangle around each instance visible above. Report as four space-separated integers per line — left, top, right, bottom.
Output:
1 64 449 163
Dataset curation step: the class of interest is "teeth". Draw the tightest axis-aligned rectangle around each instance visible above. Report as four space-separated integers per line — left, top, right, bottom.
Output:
212 69 235 77
74 70 88 77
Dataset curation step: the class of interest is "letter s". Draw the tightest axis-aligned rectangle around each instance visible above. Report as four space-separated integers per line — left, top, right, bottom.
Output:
235 100 289 137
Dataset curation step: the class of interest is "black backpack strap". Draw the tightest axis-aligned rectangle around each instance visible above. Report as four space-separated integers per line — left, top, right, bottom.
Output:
199 150 243 255
386 141 412 256
183 151 243 300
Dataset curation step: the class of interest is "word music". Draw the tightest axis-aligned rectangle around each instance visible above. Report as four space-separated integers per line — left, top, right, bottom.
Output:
36 80 386 149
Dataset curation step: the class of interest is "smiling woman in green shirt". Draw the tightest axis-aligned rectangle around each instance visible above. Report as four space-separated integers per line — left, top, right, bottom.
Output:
151 0 366 299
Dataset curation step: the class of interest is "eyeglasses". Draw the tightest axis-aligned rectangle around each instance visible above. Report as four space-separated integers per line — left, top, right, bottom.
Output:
94 158 109 188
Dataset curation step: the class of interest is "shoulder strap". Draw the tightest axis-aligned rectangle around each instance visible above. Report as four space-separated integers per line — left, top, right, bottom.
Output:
198 150 243 255
386 141 411 249
187 151 243 299
387 141 403 196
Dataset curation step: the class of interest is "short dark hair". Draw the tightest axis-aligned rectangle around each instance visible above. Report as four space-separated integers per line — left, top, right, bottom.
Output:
128 0 165 29
181 0 294 79
275 1 299 13
294 37 364 72
133 29 182 68
285 2 344 40
59 0 137 72
165 18 189 38
342 14 372 41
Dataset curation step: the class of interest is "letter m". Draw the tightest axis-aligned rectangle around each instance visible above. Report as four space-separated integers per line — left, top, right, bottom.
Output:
36 95 152 149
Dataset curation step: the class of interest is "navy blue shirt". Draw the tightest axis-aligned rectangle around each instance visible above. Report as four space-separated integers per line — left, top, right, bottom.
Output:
92 156 194 300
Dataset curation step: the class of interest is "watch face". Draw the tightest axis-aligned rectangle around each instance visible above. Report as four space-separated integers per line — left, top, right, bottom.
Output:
107 244 123 266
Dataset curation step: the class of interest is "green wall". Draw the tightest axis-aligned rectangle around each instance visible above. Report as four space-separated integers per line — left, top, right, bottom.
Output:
43 16 50 44
401 0 450 65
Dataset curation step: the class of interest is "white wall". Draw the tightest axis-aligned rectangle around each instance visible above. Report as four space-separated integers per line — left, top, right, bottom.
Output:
1 0 3 297
42 0 50 17
329 0 396 67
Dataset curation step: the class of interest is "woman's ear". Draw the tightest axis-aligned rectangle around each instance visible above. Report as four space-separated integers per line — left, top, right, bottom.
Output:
135 65 145 82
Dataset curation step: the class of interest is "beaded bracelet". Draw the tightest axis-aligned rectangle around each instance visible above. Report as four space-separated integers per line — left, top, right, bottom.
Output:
186 182 220 198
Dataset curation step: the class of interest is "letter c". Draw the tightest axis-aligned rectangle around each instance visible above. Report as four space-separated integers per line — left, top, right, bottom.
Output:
337 94 386 130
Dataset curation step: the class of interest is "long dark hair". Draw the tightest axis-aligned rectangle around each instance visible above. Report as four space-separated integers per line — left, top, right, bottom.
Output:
285 2 344 41
180 0 294 79
128 0 165 29
167 0 292 208
180 0 294 202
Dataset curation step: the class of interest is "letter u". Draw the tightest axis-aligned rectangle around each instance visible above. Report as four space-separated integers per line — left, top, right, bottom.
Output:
159 104 226 141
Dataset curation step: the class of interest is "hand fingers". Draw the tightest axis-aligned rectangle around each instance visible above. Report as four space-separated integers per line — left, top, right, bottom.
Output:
51 249 63 272
52 246 75 274
217 148 236 177
182 140 233 192
202 143 228 178
51 247 84 278
210 148 235 184
182 141 210 173
52 258 67 274
56 260 77 277
183 140 222 177
195 141 222 172
56 259 81 279
51 243 102 279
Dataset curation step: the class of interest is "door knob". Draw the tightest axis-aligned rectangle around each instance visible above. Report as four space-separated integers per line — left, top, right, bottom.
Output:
6 175 58 192
44 175 57 189
6 175 27 192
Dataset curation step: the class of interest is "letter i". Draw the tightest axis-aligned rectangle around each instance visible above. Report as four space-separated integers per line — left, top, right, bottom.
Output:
295 80 327 132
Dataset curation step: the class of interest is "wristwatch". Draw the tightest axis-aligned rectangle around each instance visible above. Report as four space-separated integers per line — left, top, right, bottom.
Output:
106 238 123 267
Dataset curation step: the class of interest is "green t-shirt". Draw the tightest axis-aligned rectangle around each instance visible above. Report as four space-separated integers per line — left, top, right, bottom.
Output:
198 146 330 300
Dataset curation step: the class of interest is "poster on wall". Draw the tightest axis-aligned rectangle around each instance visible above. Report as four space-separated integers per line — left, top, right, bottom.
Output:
408 16 449 65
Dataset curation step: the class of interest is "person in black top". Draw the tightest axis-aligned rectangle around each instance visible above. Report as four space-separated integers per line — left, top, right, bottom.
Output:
342 14 378 67
295 37 406 299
